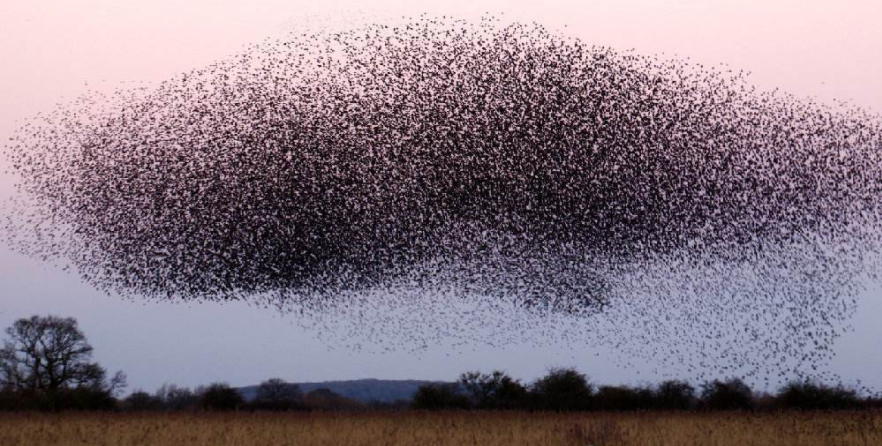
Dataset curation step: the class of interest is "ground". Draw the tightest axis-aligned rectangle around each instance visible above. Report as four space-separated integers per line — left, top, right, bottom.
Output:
1 411 881 446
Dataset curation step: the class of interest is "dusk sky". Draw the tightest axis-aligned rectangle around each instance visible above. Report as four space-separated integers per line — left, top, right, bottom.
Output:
1 0 880 393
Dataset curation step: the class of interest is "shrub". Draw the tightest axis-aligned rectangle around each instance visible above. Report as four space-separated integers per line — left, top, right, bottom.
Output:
251 378 303 411
700 378 753 411
593 385 655 411
155 384 197 411
125 391 162 411
412 384 470 410
459 371 528 410
656 380 696 410
200 383 244 411
777 381 861 410
531 368 593 411
303 388 365 411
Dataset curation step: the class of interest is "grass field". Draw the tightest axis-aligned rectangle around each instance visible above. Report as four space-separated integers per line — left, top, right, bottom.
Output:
1 411 880 446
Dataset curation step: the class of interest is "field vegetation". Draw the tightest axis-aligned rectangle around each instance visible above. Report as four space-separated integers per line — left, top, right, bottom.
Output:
1 410 880 446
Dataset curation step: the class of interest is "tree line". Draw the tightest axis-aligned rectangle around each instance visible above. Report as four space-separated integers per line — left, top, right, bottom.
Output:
413 368 882 412
120 380 372 412
3 315 880 412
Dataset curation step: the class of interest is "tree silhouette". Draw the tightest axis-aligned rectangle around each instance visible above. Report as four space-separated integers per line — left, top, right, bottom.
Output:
252 378 302 411
0 315 126 409
532 368 593 411
125 390 161 411
656 380 696 410
459 371 527 409
200 383 244 411
700 378 753 411
777 380 861 410
412 384 470 410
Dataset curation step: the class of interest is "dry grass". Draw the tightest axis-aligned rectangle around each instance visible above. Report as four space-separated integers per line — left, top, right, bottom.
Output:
1 411 880 446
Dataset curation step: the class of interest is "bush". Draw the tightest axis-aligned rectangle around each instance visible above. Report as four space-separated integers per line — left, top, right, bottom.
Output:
412 384 470 410
655 380 696 410
491 376 529 410
48 388 117 411
777 381 861 410
459 371 528 410
303 388 365 411
593 385 654 411
367 399 411 411
531 368 593 411
200 383 244 411
155 384 197 411
251 378 303 411
0 389 20 411
125 391 162 411
700 378 753 411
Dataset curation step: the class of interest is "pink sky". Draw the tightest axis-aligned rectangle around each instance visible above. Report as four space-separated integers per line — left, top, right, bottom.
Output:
1 0 880 390
2 1 880 123
2 0 881 190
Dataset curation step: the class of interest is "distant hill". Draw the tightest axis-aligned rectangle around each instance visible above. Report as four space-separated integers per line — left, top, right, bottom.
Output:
238 379 450 403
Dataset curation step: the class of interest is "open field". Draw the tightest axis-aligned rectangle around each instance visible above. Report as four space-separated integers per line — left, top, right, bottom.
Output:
1 411 880 446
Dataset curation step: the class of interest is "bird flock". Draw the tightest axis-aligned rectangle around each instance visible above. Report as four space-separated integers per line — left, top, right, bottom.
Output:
3 16 881 384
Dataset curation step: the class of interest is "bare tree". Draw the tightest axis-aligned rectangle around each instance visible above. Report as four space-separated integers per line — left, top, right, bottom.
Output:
155 384 196 411
0 315 126 396
460 370 527 409
253 378 302 410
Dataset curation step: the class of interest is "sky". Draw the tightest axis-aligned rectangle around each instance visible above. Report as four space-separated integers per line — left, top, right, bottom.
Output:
0 0 881 393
